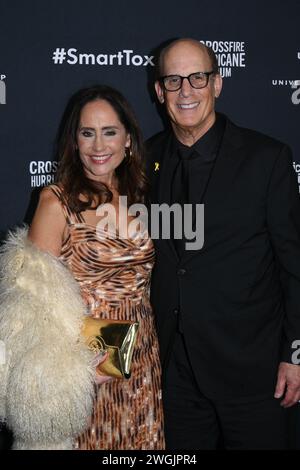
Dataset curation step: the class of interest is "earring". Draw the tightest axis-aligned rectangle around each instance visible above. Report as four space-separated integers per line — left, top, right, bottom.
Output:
125 147 132 162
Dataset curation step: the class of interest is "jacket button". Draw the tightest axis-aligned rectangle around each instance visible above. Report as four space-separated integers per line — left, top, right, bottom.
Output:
173 309 179 315
177 268 186 276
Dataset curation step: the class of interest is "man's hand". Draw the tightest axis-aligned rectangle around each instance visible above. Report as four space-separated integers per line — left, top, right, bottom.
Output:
274 361 300 407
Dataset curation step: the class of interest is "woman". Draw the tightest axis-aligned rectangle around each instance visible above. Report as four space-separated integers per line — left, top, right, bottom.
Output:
0 85 164 449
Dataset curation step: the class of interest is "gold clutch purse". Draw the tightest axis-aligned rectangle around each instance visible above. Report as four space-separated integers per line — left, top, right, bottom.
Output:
81 317 139 379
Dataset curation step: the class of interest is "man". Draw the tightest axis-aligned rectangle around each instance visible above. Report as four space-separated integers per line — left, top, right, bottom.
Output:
146 38 300 449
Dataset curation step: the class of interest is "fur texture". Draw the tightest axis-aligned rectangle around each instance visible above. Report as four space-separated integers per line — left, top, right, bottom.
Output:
0 227 95 449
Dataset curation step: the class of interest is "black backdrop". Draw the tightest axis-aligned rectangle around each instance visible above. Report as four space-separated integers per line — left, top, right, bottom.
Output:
0 0 299 449
0 0 300 234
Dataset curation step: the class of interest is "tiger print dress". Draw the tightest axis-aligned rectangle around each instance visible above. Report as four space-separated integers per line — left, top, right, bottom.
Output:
50 185 165 450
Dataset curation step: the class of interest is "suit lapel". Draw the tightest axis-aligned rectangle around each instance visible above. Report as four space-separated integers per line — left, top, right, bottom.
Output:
148 132 179 262
203 119 244 206
158 134 180 261
148 132 171 204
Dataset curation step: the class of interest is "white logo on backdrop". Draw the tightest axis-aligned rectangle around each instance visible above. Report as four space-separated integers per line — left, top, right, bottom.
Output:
293 162 300 193
291 80 300 105
29 161 58 188
0 74 6 104
200 40 246 78
272 54 300 105
271 79 300 105
52 48 155 67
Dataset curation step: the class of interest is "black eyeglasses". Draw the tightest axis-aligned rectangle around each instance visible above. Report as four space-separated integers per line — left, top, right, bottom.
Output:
160 71 215 92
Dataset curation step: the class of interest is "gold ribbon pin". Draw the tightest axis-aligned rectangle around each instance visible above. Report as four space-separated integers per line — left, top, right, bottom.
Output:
154 162 160 171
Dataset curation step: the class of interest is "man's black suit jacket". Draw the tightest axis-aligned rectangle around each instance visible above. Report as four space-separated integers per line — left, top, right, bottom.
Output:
146 114 300 401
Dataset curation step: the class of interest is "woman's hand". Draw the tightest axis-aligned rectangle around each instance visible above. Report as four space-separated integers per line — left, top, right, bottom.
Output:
91 351 113 385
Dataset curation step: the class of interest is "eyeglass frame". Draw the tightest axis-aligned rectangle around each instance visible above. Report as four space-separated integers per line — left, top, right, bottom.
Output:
159 70 216 92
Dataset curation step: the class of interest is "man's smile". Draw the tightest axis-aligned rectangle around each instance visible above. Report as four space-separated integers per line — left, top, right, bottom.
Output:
177 102 199 110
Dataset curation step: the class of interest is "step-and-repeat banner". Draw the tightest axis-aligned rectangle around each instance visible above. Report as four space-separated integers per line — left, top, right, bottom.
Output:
0 0 299 236
0 0 299 446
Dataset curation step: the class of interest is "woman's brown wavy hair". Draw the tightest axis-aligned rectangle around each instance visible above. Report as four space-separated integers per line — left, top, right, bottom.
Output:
55 85 148 212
